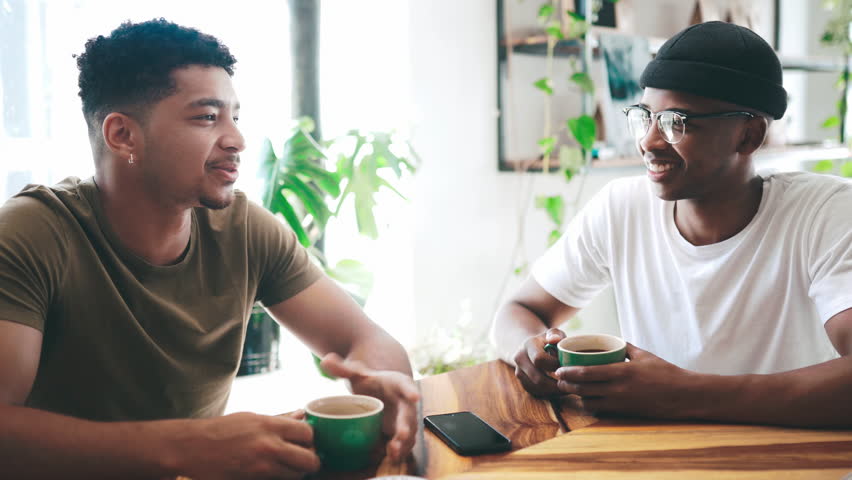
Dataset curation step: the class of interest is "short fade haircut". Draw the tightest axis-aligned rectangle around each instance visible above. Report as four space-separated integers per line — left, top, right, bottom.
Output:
75 18 237 142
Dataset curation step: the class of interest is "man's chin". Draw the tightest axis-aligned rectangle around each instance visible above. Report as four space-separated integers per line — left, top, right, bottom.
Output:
200 192 235 210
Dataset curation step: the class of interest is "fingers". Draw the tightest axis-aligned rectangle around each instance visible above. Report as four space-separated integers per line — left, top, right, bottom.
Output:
525 338 560 372
271 416 315 447
274 440 322 474
387 401 417 462
319 352 368 380
545 328 567 345
555 363 626 383
277 409 305 420
556 380 610 397
514 363 561 397
625 342 645 360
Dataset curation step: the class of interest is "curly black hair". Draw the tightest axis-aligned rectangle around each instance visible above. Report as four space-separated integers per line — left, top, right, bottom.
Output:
75 18 237 136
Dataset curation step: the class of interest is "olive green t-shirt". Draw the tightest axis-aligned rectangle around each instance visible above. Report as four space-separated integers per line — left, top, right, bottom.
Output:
0 177 322 421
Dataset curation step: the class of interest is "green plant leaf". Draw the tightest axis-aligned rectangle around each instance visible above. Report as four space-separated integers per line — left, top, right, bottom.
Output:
566 10 585 21
567 115 596 151
570 72 595 95
325 258 374 300
813 159 835 173
290 159 341 197
548 229 562 246
564 11 588 39
822 116 840 128
533 77 553 95
535 195 565 226
258 138 279 209
538 136 557 156
546 21 564 39
559 145 584 171
840 161 852 178
564 168 574 181
270 190 311 247
283 175 331 228
537 3 554 21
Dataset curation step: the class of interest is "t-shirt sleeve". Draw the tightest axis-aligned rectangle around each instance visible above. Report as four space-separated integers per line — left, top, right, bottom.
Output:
0 193 67 332
808 183 852 323
531 181 614 308
247 200 323 307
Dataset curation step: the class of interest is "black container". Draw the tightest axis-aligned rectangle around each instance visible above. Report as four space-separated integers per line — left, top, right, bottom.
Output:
237 304 281 376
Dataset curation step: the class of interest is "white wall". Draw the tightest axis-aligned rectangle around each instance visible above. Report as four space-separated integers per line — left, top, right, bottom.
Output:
407 0 622 351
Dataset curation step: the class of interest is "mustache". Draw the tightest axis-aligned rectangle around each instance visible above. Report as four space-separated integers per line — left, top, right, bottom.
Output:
207 155 240 168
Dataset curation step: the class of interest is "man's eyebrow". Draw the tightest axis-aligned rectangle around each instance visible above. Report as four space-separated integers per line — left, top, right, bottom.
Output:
187 98 240 110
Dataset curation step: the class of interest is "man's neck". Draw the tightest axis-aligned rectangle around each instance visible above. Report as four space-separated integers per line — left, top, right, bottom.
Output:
674 175 764 246
95 172 193 266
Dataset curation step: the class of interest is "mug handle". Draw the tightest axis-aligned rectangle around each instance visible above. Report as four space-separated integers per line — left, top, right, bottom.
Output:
543 343 558 355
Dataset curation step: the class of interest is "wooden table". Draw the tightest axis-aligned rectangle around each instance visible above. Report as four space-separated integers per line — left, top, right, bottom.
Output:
314 360 852 479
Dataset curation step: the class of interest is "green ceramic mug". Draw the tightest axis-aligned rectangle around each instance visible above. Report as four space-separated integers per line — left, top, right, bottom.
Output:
544 334 627 366
306 394 384 471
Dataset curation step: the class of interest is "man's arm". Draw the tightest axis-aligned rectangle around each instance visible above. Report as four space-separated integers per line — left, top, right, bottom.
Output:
491 276 580 397
556 308 852 428
265 276 420 461
0 321 319 479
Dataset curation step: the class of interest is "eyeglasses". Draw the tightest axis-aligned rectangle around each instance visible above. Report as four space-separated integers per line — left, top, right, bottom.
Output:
622 105 755 145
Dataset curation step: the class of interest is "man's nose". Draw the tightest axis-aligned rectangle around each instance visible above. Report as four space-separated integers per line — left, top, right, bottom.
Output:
638 117 669 152
221 119 246 153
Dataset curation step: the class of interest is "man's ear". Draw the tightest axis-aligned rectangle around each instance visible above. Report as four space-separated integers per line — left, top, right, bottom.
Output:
101 112 142 162
736 116 768 156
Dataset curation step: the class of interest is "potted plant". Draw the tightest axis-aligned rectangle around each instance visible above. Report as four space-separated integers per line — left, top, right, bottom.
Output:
238 117 418 376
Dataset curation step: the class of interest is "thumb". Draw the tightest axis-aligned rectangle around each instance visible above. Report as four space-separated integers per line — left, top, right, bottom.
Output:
625 342 645 360
545 328 566 344
319 352 367 380
278 409 305 420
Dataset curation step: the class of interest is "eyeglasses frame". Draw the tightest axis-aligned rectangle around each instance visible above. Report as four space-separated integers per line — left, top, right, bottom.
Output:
622 104 756 144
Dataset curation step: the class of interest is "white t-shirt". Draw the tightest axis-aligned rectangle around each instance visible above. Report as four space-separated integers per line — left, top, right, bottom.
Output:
532 171 852 375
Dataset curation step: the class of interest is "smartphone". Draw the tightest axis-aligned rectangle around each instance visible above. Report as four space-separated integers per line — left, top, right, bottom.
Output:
424 411 512 456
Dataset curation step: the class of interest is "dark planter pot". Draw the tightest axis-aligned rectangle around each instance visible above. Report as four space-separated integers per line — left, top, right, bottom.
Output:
237 304 281 376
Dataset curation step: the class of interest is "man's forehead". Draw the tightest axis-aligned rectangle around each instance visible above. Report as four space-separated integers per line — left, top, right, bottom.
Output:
169 65 240 108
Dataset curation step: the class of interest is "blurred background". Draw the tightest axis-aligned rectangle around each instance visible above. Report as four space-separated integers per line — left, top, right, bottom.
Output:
1 0 848 413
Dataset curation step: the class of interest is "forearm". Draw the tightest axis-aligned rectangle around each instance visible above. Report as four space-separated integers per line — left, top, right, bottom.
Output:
0 404 183 479
345 327 413 377
492 302 549 367
691 355 852 428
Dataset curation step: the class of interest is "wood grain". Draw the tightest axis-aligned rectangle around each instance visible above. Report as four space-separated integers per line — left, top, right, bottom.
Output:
263 361 852 479
311 360 566 479
440 417 852 479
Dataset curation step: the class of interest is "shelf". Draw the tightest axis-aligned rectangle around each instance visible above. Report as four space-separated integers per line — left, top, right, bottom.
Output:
501 31 849 73
500 144 851 173
780 56 850 73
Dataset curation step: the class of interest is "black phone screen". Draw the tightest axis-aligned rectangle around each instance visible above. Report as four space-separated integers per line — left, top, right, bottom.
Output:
424 411 512 456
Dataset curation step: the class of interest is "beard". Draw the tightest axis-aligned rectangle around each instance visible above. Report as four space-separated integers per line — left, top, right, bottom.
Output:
199 189 235 210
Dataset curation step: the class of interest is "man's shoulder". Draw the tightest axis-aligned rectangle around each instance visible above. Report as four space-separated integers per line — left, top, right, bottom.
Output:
765 171 852 210
1 178 86 231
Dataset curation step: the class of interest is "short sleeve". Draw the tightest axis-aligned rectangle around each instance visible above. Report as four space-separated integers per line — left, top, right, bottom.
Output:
247 201 323 307
531 181 614 308
0 193 68 331
808 182 852 323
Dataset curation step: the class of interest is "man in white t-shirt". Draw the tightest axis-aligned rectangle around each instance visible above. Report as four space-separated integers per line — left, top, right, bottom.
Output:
492 21 852 427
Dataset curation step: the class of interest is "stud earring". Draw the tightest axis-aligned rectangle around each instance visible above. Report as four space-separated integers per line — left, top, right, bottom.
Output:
128 153 134 165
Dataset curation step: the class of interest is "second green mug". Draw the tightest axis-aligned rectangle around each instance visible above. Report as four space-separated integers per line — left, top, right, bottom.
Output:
544 334 627 366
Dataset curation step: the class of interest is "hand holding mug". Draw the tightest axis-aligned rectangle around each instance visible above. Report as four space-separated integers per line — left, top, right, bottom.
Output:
512 328 567 397
319 353 420 463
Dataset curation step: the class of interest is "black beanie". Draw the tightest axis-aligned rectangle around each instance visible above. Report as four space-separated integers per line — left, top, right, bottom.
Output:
639 21 787 119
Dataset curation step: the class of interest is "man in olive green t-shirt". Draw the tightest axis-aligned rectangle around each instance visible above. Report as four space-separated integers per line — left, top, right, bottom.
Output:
0 19 419 479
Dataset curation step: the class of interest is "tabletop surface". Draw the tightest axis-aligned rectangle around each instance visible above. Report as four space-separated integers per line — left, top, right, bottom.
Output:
311 360 852 479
